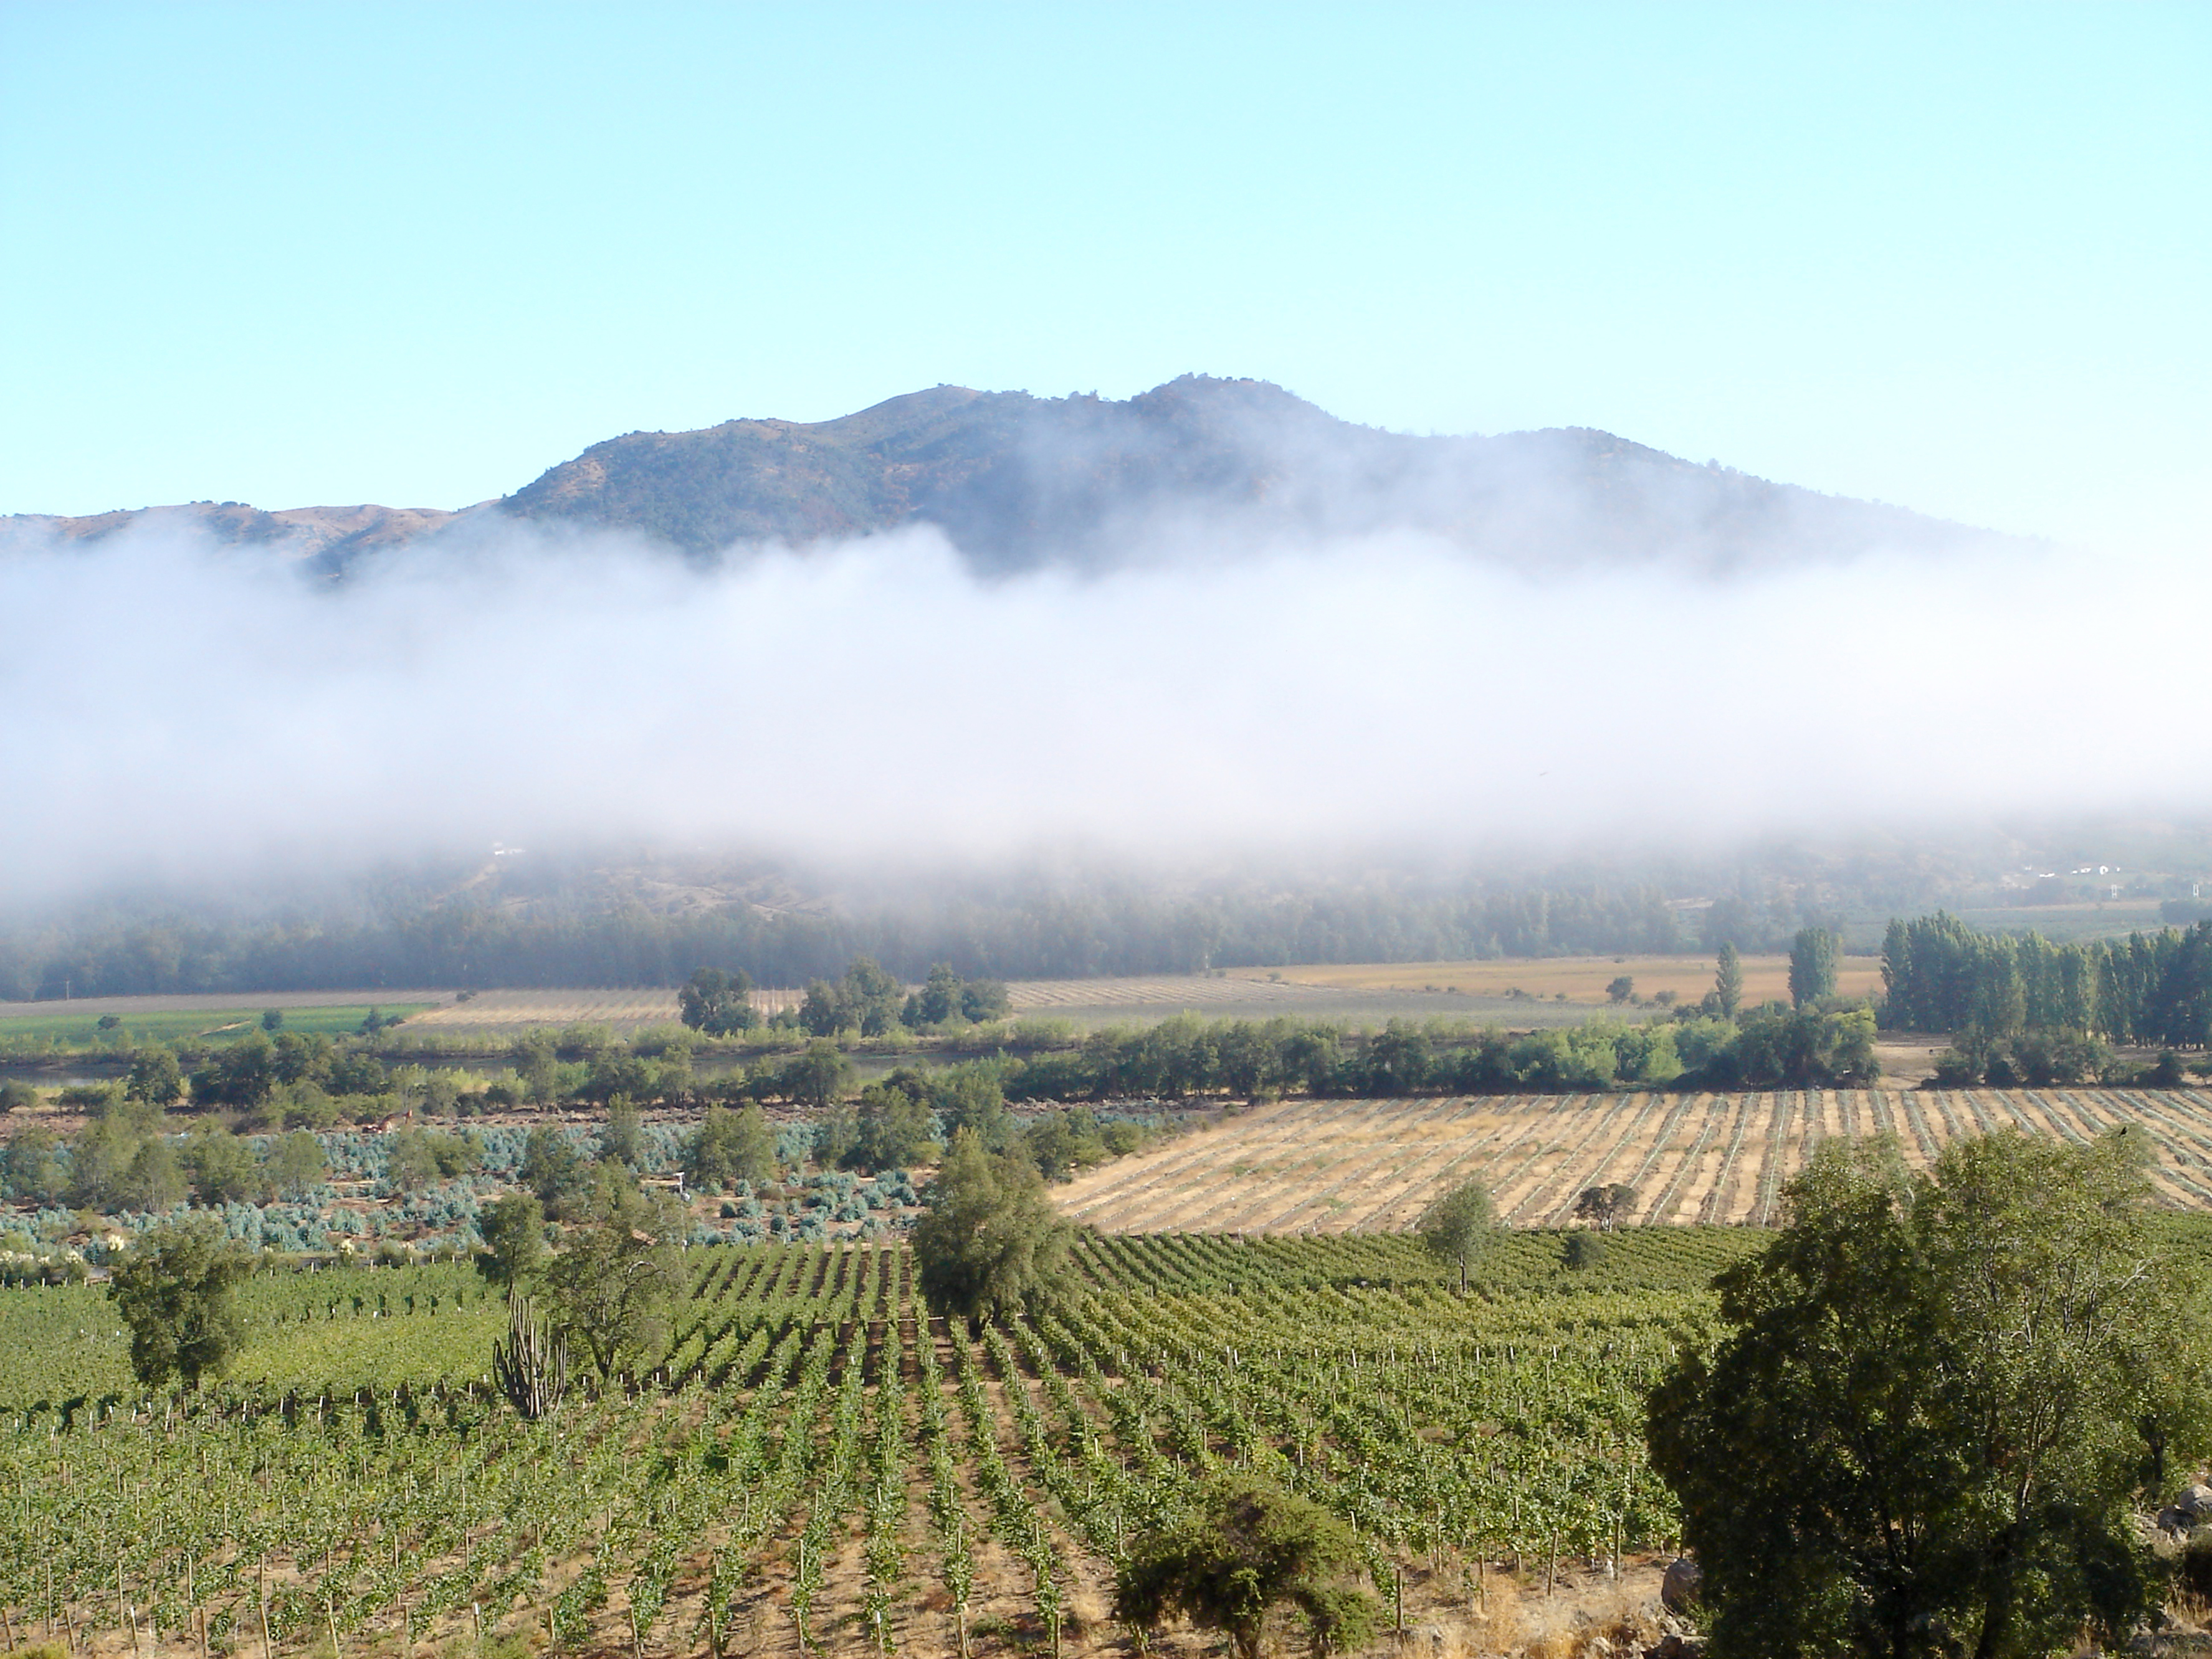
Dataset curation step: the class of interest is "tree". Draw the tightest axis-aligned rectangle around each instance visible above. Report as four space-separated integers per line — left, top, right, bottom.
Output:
520 1125 591 1218
107 1218 250 1391
477 1191 547 1290
778 1040 852 1112
1114 1472 1379 1659
1714 941 1744 1020
839 956 905 1037
906 962 964 1028
183 1124 264 1206
677 967 756 1035
1418 1177 1497 1291
598 1098 644 1168
1788 926 1842 1009
851 1078 940 1172
1 1124 62 1202
1648 1131 2211 1659
912 1129 1074 1331
0 1079 34 1115
545 1174 686 1381
797 979 842 1038
812 1099 857 1169
959 978 1011 1022
266 1129 327 1199
260 1008 284 1032
684 1104 776 1189
1606 974 1635 1004
1572 1181 1639 1230
124 1047 184 1107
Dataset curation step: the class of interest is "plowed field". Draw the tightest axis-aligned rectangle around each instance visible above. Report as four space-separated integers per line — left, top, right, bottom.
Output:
1055 1088 2212 1233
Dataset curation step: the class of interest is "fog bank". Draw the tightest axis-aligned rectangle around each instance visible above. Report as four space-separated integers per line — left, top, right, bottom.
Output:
2 518 2203 909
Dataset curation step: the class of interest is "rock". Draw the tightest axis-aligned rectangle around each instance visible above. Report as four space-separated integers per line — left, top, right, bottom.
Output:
1661 1557 1704 1614
2178 1483 2212 1518
1644 1637 1704 1659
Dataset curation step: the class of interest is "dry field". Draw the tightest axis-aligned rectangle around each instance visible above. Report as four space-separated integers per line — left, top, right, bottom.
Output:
1242 952 1885 1006
1056 1087 2212 1234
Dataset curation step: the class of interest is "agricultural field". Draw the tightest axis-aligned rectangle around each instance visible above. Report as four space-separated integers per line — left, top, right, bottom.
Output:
0 1004 435 1053
0 1230 1784 1659
1244 953 1884 1008
1054 1088 2212 1234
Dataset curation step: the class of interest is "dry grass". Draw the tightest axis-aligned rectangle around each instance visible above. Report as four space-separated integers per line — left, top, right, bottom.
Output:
1056 1088 2212 1232
1244 953 1884 1007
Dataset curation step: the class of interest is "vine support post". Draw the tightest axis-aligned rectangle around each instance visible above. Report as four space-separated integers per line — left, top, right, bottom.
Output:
258 1564 273 1659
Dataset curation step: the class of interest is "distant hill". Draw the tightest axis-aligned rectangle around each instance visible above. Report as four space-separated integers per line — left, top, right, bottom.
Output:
0 500 477 563
0 376 2020 574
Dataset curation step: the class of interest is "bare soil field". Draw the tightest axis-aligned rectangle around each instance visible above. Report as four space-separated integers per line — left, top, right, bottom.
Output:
1055 1087 2212 1233
1243 952 1885 1006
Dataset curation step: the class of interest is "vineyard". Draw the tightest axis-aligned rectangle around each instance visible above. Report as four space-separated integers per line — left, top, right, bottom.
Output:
0 1229 1780 1658
1054 1088 2212 1233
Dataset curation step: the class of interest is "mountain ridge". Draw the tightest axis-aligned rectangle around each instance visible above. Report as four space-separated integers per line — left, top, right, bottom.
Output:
0 375 2021 574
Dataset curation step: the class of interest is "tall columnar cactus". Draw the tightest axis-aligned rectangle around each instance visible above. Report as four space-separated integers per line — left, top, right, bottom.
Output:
492 1294 567 1420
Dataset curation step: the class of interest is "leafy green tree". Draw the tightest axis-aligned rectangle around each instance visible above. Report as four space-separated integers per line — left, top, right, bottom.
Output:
545 1173 685 1381
1606 974 1635 1004
1714 941 1744 1020
183 1124 264 1206
0 1078 34 1114
476 1191 547 1290
1649 1131 2212 1659
937 1066 1013 1152
1418 1177 1497 1291
906 963 964 1028
1788 926 1843 1008
598 1098 644 1167
839 956 904 1037
778 1040 852 1111
1363 1020 1433 1094
1114 1472 1379 1659
124 1048 184 1107
851 1078 939 1172
958 978 1011 1022
1572 1181 1639 1230
260 1008 284 1032
190 1034 277 1110
520 1125 592 1219
266 1129 327 1199
107 1217 250 1390
912 1128 1074 1331
1 1124 62 1202
677 966 757 1035
684 1103 776 1189
797 979 843 1037
812 1098 858 1169
120 1135 184 1211
272 1030 336 1086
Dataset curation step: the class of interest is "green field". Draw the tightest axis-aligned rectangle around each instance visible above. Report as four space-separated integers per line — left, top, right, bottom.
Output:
0 1002 431 1054
0 1229 1773 1658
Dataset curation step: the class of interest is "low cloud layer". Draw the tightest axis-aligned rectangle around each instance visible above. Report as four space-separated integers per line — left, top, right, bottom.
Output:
2 517 2203 909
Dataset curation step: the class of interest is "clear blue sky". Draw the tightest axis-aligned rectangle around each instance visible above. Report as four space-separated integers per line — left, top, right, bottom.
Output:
3 2 2205 548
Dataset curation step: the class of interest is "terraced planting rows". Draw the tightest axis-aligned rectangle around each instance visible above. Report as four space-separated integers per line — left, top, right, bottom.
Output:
0 1231 1762 1658
1054 1088 2212 1232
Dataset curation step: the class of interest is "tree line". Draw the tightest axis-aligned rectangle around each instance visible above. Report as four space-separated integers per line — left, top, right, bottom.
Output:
1881 912 2212 1048
1 872 1833 999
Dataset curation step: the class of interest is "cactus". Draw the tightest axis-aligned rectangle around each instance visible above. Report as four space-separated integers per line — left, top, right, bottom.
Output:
492 1294 567 1420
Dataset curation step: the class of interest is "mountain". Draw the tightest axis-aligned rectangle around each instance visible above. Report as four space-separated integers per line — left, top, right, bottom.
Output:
0 376 2018 574
0 500 477 562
